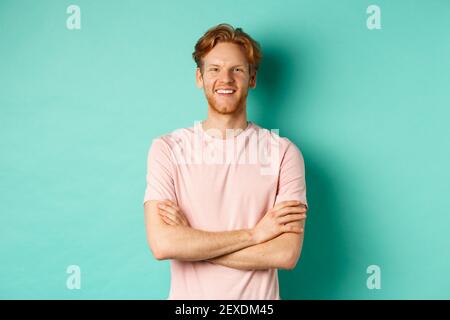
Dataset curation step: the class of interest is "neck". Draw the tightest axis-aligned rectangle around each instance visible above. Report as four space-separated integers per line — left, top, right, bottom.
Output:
202 107 249 139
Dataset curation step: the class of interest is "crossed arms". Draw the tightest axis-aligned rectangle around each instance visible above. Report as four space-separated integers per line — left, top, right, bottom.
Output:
144 199 308 271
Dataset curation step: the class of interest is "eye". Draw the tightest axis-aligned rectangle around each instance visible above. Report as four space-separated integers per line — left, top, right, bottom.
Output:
209 67 219 72
234 68 243 72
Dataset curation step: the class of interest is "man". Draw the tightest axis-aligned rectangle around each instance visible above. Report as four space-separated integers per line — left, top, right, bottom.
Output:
143 23 308 300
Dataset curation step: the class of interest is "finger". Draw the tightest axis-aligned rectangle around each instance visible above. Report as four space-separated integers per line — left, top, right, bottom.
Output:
157 203 180 216
281 223 304 234
158 210 182 225
160 214 176 226
272 200 302 211
173 213 187 226
180 216 189 226
278 213 307 225
158 200 175 209
161 209 187 227
158 202 188 225
159 200 180 210
274 206 307 217
163 216 177 226
158 209 175 224
159 203 188 224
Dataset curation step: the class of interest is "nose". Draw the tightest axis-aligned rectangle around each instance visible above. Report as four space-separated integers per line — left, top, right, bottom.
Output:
218 68 234 83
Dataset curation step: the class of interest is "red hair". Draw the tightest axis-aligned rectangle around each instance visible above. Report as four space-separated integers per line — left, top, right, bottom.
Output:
192 23 262 74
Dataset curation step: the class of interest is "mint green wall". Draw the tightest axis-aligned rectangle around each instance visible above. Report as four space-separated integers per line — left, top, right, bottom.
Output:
1 0 449 299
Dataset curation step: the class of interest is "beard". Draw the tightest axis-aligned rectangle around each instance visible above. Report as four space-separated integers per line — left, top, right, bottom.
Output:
205 89 248 115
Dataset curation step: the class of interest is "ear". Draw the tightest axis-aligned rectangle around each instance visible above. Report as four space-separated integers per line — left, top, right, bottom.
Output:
249 70 257 89
195 67 204 89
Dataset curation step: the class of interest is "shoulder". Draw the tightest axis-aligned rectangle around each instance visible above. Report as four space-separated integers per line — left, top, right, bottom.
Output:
251 122 303 158
148 123 195 151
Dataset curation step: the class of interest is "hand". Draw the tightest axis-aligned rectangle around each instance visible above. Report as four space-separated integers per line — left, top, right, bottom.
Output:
157 200 190 227
251 200 307 244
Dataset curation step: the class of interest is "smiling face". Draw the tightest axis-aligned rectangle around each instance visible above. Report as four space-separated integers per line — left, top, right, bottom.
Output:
196 42 257 115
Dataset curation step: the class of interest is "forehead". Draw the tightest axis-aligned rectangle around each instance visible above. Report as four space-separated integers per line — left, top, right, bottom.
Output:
203 42 248 66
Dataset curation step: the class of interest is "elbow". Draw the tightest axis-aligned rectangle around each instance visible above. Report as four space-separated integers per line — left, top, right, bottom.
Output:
152 247 168 261
281 258 298 271
280 250 301 270
148 238 171 261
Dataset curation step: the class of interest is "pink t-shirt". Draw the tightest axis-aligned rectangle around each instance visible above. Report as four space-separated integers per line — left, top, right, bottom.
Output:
143 121 308 300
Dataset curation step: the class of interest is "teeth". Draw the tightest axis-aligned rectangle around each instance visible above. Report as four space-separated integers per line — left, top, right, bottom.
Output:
216 89 235 94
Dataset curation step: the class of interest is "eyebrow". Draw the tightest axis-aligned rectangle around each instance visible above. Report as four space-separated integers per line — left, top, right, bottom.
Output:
207 64 246 68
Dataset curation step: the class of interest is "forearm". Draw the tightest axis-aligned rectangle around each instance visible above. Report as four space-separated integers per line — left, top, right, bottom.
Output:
155 225 258 262
208 232 304 271
149 199 307 265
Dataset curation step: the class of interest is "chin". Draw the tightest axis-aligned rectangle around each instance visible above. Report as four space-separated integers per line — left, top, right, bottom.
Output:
212 103 240 115
205 92 246 115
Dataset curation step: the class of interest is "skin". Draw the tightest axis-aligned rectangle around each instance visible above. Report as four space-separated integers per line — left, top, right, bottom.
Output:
144 41 308 270
195 42 256 139
156 200 307 270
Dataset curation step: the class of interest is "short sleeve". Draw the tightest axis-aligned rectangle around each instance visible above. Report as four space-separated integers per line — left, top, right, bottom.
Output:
143 137 178 205
274 141 308 209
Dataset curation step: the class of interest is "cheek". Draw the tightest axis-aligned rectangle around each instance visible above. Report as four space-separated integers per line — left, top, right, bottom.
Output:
203 80 216 91
204 82 214 92
238 74 250 84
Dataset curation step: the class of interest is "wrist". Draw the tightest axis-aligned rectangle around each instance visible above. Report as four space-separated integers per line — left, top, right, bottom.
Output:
248 228 260 245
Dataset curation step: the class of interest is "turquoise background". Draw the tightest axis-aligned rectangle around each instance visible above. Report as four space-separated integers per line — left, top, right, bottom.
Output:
1 0 449 299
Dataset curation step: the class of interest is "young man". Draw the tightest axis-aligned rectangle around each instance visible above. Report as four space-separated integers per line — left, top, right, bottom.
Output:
143 24 308 300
